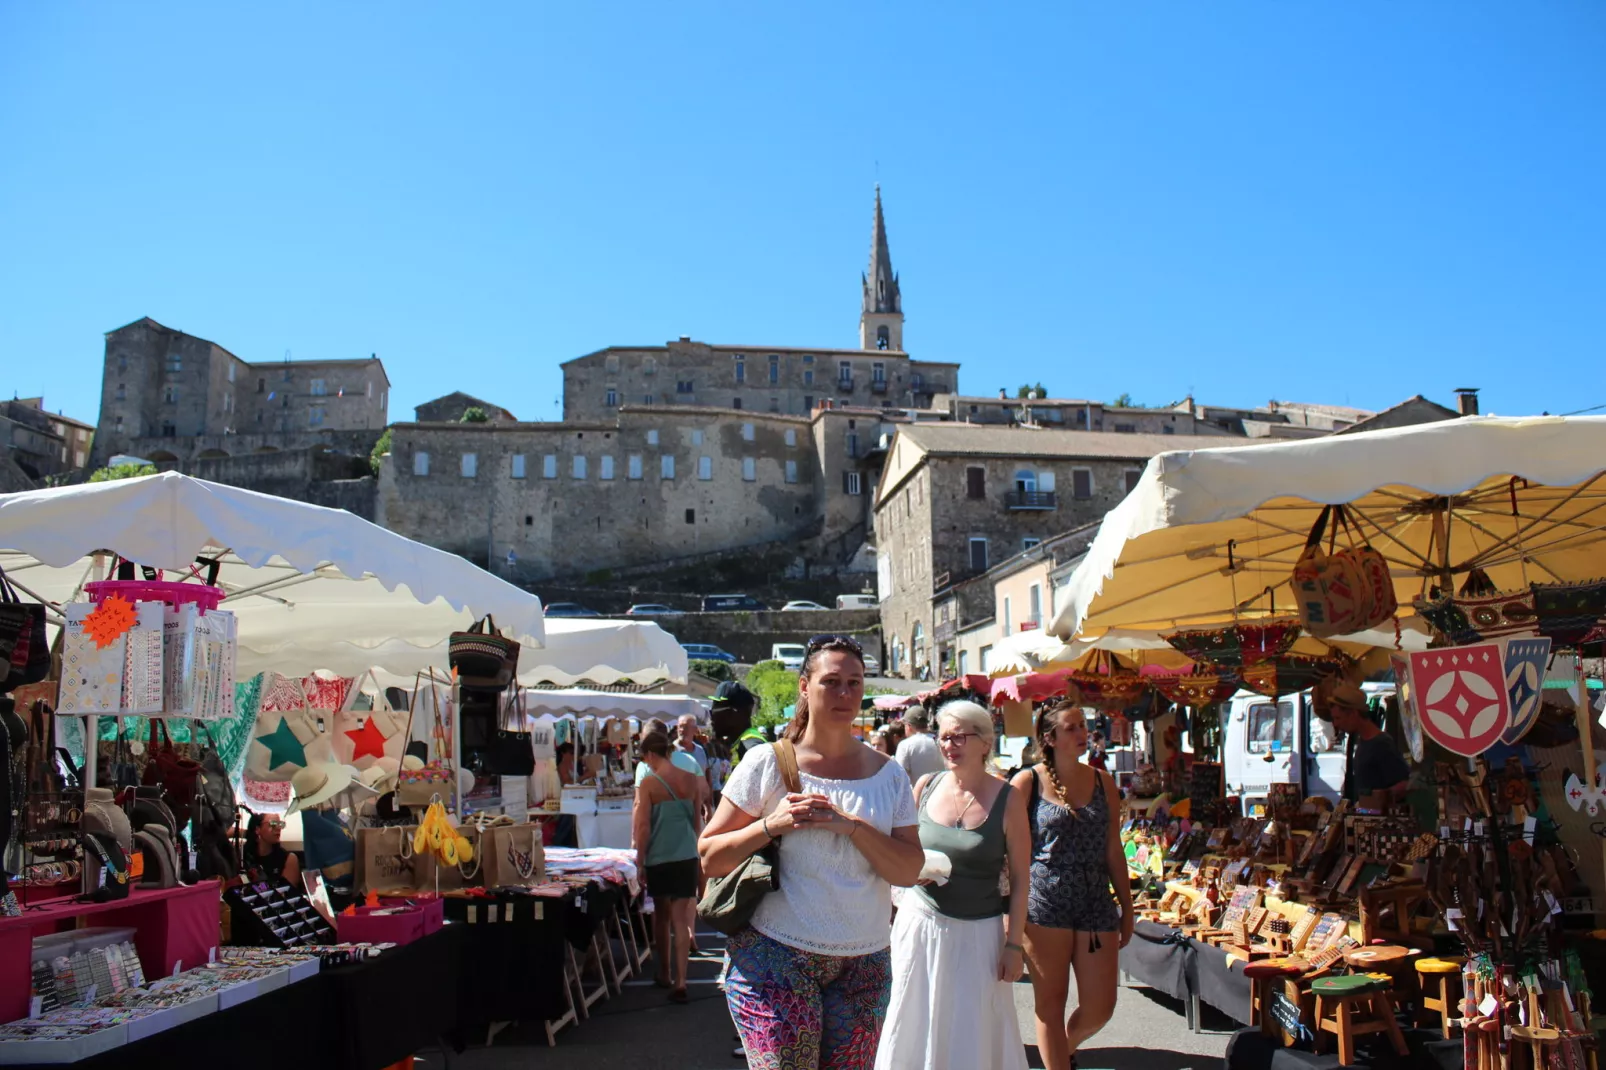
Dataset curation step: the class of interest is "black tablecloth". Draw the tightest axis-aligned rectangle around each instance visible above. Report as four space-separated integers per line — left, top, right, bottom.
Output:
1119 920 1193 1002
1188 937 1253 1025
325 923 461 1069
447 890 576 1035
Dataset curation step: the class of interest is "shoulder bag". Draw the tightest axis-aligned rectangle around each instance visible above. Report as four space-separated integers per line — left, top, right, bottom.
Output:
449 615 520 689
485 686 535 777
697 739 801 936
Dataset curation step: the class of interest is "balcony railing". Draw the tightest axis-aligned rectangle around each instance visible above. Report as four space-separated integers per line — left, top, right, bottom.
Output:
1005 490 1058 510
870 379 888 394
837 378 855 393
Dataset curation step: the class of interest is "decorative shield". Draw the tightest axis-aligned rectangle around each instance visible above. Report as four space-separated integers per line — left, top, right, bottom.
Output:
1407 643 1510 757
1390 653 1424 763
1499 636 1551 745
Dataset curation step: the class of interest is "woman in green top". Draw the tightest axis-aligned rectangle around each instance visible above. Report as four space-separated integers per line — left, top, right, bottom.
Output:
632 729 703 1003
875 700 1031 1070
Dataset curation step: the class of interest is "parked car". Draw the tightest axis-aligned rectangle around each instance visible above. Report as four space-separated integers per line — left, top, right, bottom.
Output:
545 602 601 617
861 653 881 674
836 594 878 610
625 603 684 616
682 643 738 664
781 600 829 612
771 643 807 671
701 594 768 612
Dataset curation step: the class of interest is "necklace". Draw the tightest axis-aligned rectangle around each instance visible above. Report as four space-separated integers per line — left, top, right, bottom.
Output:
950 783 978 829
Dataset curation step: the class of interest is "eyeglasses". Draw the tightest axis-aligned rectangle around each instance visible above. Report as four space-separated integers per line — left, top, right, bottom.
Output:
937 732 979 746
807 634 864 655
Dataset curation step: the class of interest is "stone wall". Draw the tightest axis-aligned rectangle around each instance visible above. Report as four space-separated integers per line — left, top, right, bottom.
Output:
654 609 881 665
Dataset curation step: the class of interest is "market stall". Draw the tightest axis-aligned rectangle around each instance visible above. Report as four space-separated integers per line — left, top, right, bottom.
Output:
1044 417 1606 1066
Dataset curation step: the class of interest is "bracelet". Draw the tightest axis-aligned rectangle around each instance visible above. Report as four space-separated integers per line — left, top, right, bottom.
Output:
1004 942 1024 952
847 820 861 839
761 815 776 842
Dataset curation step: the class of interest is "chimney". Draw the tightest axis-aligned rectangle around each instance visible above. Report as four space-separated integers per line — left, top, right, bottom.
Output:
1454 387 1480 416
998 388 1007 400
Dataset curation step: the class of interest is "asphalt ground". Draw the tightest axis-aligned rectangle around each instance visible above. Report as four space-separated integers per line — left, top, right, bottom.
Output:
439 924 1234 1070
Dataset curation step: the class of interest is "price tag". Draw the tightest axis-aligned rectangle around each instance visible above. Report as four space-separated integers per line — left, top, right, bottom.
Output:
488 904 499 923
208 946 217 964
467 905 477 924
535 902 543 921
28 997 42 1019
1478 993 1499 1017
1546 891 1563 915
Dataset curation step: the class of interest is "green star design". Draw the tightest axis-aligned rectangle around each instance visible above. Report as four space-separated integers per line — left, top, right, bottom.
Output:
255 715 308 770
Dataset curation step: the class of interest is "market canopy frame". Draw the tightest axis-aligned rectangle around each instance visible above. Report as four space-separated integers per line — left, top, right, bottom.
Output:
1052 416 1606 644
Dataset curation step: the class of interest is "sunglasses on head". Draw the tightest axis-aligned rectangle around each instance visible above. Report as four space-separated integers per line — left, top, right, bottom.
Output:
807 634 864 655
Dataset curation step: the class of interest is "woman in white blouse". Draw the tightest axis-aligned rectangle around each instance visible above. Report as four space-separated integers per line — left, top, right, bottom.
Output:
700 636 924 1070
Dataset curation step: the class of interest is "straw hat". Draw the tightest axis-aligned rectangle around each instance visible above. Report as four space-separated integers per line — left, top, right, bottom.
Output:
358 757 400 795
285 761 355 815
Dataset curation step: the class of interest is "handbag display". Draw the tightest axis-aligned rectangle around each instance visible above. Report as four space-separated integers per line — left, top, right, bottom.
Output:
245 680 334 782
397 675 456 807
449 615 520 689
192 723 239 881
331 670 408 769
697 740 800 935
0 566 49 693
355 825 427 894
142 719 202 829
480 821 545 888
1291 505 1397 638
485 687 535 777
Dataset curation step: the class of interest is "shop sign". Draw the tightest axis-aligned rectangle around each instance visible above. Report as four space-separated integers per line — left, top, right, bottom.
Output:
1269 988 1306 1040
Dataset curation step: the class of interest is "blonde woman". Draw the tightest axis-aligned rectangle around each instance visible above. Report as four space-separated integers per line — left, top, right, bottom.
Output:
875 700 1030 1070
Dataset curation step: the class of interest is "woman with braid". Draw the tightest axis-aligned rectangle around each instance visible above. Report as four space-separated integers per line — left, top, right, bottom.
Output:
1009 701 1133 1070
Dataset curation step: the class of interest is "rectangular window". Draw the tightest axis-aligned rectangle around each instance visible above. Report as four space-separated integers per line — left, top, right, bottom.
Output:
511 454 526 479
461 452 477 477
784 429 796 447
1023 537 1042 551
804 369 814 385
366 380 372 397
644 394 654 405
732 397 743 410
1124 468 1143 493
310 378 327 396
966 467 986 499
605 353 620 373
1072 468 1093 499
768 355 779 384
308 406 325 427
572 456 588 479
698 456 713 480
1113 422 1136 433
785 460 798 483
116 384 126 400
769 397 780 413
227 363 235 383
843 471 862 496
646 429 659 446
115 415 124 432
742 457 756 481
838 361 852 384
969 538 989 572
677 380 694 394
1162 425 1174 434
846 433 858 458
734 358 746 384
627 454 643 479
543 454 558 479
1003 596 1012 635
600 455 615 480
165 353 182 373
741 422 755 441
283 368 292 382
691 429 703 446
413 451 431 476
685 508 696 524
164 385 179 404
873 362 886 383
661 454 675 479
605 388 618 407
958 651 970 675
1029 584 1042 626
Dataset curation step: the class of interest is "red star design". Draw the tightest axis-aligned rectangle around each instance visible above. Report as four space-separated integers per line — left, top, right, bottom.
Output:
346 716 390 762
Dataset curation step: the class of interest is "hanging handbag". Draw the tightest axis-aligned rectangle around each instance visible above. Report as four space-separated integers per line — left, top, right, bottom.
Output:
245 677 333 782
1292 506 1396 637
697 739 801 936
449 615 520 689
104 722 141 790
0 566 49 692
143 720 202 830
192 722 239 880
485 687 535 777
397 673 456 807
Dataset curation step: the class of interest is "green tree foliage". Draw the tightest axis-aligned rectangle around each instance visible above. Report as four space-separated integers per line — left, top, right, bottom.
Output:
460 406 490 423
369 428 392 476
689 659 735 682
1015 382 1047 399
88 462 156 482
744 659 799 728
1110 392 1136 408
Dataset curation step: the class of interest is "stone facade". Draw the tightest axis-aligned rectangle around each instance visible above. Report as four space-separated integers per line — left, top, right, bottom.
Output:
376 406 825 580
414 392 517 424
561 339 959 423
91 317 389 468
942 395 1212 436
874 425 1258 677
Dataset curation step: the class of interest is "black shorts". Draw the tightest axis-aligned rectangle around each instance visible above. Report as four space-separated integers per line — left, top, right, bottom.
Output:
645 858 699 901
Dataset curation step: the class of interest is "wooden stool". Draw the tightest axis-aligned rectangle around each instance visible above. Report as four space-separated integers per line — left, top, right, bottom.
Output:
1415 957 1466 1039
1245 958 1305 1043
1310 973 1410 1067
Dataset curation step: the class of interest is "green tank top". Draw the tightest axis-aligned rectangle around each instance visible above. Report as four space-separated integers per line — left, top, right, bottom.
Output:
644 771 698 866
914 772 1010 920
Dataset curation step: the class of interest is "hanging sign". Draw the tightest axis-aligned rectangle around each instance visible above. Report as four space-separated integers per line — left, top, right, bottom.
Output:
1407 642 1510 757
1500 636 1551 745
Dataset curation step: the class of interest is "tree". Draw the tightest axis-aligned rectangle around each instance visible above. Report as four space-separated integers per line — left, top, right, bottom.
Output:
1016 382 1047 399
88 462 156 482
460 406 490 423
1110 392 1136 408
744 660 799 728
369 427 391 476
689 659 734 682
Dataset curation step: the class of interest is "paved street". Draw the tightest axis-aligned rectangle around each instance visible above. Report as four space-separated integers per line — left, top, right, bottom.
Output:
442 926 1232 1070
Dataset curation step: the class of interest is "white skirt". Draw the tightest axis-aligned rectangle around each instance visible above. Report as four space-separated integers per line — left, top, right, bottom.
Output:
874 895 1029 1070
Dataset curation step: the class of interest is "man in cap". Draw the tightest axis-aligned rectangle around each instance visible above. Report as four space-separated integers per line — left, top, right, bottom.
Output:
1328 681 1410 810
894 704 946 782
710 681 765 770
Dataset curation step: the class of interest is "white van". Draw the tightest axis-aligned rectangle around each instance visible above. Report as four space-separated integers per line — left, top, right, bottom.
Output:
1222 682 1394 812
836 594 878 611
771 643 806 671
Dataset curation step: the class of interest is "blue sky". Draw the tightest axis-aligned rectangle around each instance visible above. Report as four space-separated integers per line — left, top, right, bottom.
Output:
3 3 1603 427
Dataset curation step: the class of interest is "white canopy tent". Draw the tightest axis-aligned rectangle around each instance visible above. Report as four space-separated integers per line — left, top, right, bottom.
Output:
0 473 546 647
360 619 688 690
519 689 703 721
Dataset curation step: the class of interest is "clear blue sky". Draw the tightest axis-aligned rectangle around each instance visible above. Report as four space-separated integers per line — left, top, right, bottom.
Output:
3 3 1603 426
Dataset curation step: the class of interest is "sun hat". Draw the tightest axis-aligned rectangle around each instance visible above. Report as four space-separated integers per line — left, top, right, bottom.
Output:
285 761 355 815
359 757 400 795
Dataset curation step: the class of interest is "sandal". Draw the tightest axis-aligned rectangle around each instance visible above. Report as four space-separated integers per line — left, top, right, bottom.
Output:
669 987 689 1004
652 973 671 988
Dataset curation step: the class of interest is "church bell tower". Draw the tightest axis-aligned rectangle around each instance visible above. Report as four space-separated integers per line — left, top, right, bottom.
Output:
859 186 904 351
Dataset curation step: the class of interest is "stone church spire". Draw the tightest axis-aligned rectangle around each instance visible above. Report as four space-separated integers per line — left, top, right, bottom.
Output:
859 185 904 351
